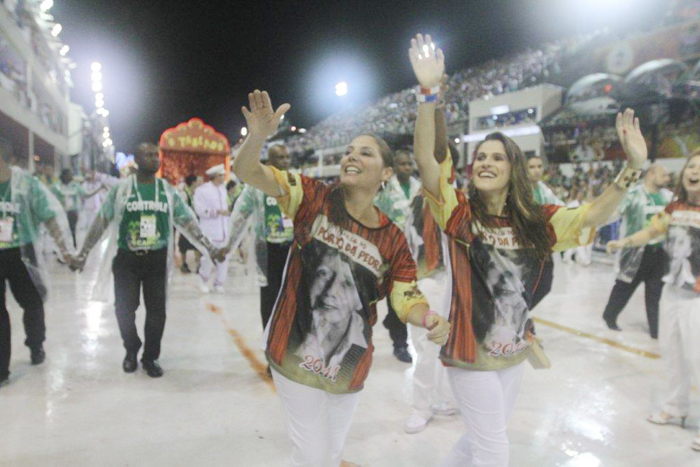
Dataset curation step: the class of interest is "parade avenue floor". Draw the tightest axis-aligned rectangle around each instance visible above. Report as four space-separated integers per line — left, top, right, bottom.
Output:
1 256 698 466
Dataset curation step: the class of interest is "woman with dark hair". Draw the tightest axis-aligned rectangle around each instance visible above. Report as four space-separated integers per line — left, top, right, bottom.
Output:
409 34 648 465
608 150 700 452
231 90 450 467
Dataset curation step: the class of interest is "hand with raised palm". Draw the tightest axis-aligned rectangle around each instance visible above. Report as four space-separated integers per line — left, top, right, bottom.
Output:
616 108 647 170
408 34 445 90
241 90 290 140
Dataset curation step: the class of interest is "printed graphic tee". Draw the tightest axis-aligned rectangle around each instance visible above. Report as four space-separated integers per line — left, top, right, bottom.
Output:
426 158 593 371
652 201 700 294
264 168 428 394
0 177 56 249
263 194 294 243
52 181 86 212
101 179 175 251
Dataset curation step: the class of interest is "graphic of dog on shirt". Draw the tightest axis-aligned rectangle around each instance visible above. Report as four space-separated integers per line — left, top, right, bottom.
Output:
294 241 368 382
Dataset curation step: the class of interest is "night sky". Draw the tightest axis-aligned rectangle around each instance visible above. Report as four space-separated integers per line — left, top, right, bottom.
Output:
53 0 669 153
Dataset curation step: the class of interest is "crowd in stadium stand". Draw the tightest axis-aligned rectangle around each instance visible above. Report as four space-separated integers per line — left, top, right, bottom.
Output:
285 32 602 156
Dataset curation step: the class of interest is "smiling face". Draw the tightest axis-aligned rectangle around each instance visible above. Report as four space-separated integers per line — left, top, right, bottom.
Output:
682 155 700 201
473 140 512 195
526 157 543 184
339 135 392 191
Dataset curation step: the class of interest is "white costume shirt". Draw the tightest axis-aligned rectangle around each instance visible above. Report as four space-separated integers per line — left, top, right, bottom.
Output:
194 181 229 242
82 173 120 212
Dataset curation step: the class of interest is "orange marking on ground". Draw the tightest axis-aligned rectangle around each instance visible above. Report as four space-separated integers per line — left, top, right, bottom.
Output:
208 303 275 392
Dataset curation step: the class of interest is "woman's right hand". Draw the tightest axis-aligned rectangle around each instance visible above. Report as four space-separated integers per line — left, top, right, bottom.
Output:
241 90 290 139
408 34 445 90
606 239 626 254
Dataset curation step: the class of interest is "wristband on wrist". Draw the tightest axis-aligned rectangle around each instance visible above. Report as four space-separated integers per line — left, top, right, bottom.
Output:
613 164 643 190
421 310 438 328
417 85 440 103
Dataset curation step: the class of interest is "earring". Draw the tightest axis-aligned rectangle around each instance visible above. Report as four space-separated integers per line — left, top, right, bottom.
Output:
381 181 386 190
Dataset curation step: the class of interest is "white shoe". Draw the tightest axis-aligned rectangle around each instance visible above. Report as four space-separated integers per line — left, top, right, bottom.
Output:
692 434 700 452
199 277 210 294
404 411 431 434
213 285 225 294
432 402 459 416
647 411 687 427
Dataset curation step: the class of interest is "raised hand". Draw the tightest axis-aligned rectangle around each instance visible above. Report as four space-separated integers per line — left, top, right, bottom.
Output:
616 108 647 170
241 90 290 139
408 34 445 90
67 253 86 272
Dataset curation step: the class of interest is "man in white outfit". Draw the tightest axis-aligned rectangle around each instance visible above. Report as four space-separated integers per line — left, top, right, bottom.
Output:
77 167 120 248
194 164 230 294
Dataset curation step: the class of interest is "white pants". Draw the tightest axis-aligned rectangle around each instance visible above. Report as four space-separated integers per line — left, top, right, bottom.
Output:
440 363 525 467
563 243 592 265
659 286 700 417
199 239 229 287
411 273 454 417
272 369 360 467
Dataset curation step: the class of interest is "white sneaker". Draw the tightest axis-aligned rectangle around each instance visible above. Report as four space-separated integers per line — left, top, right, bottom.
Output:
213 285 225 294
432 402 459 416
199 277 210 294
404 411 431 434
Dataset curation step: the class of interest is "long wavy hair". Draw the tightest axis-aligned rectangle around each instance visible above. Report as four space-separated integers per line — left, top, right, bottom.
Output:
469 132 551 259
674 149 700 204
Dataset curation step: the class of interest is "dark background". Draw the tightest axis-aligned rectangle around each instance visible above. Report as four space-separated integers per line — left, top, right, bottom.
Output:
54 0 669 153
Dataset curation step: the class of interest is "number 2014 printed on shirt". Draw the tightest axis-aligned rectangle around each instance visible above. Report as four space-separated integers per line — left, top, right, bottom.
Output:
299 355 341 382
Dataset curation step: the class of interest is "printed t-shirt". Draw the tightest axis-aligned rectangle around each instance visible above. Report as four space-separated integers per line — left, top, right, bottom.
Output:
263 194 294 243
0 176 56 249
52 181 85 212
101 179 172 251
652 201 700 294
264 167 428 394
426 157 593 371
404 194 444 280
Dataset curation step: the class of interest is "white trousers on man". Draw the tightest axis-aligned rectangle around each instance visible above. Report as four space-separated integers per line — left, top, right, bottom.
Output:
199 239 229 287
440 362 525 467
272 369 360 467
659 286 700 418
411 272 455 417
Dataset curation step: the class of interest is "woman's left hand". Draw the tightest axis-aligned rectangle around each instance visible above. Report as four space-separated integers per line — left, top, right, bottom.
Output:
425 315 450 346
408 34 445 90
616 108 647 170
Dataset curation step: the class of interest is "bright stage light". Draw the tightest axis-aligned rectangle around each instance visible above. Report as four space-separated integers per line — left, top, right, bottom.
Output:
335 81 348 97
51 24 62 37
59 45 69 56
95 100 104 108
103 126 109 132
91 62 102 72
240 127 247 136
454 138 460 144
40 0 54 12
298 128 307 134
95 93 104 101
291 126 296 131
91 72 102 83
91 82 102 92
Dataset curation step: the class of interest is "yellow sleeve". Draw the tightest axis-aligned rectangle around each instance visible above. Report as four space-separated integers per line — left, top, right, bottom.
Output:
390 280 429 323
423 157 459 231
269 166 304 220
550 204 596 252
651 211 671 235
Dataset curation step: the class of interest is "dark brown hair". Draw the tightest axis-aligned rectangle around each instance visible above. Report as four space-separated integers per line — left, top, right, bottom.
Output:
674 149 700 203
470 132 551 258
329 134 393 226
